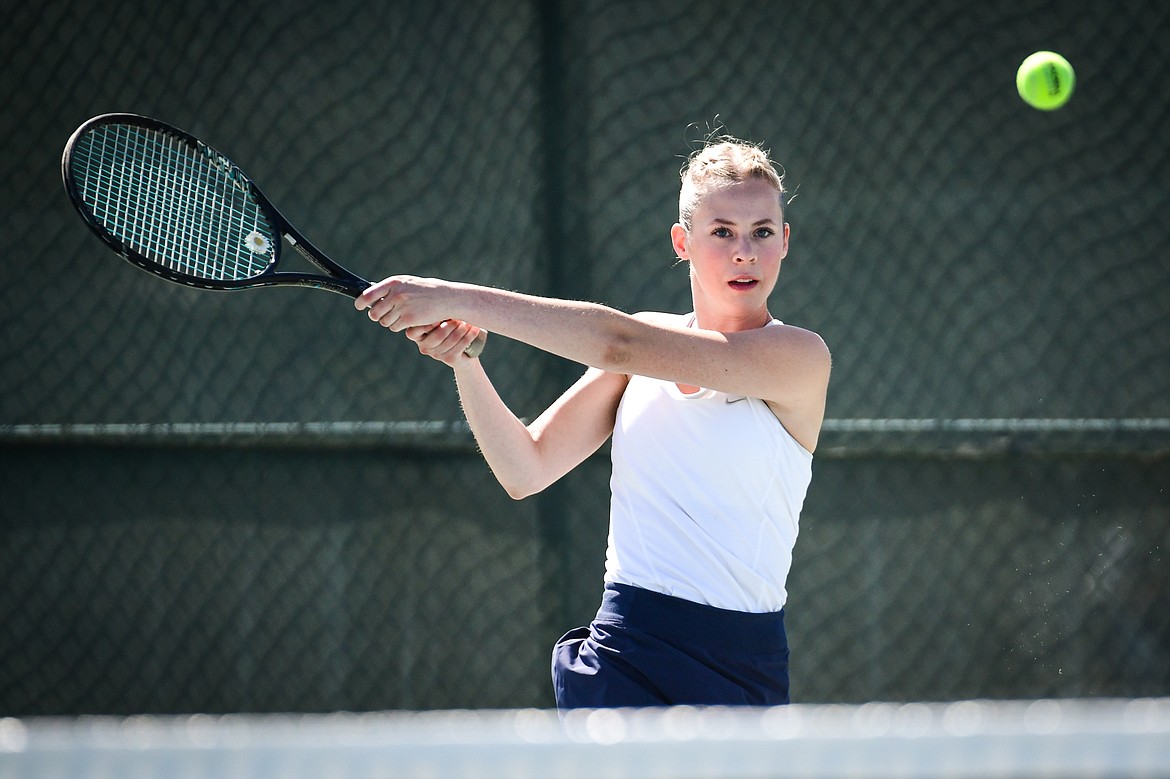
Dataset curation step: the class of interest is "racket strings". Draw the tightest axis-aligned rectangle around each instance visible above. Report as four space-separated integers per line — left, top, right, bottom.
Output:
71 124 277 282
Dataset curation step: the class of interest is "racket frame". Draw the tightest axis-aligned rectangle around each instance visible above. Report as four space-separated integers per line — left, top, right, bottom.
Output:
62 112 369 297
62 112 486 357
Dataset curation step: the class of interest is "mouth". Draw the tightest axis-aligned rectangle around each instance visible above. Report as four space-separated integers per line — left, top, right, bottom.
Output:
728 277 760 291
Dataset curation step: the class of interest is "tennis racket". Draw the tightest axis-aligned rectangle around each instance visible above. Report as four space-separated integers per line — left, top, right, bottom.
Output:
62 113 486 357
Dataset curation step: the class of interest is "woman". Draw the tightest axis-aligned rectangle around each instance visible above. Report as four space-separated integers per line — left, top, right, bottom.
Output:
357 137 830 709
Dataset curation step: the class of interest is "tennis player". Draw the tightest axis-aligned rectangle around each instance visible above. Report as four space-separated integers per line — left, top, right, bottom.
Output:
356 137 831 710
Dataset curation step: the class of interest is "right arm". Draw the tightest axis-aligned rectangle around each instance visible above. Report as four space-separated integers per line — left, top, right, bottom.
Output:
359 278 829 431
406 320 628 500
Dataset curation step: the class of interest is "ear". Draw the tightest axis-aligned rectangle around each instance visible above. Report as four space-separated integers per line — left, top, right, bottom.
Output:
670 223 689 261
780 222 791 260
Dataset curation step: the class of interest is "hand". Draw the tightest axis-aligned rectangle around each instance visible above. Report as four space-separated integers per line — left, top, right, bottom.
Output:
355 275 452 332
405 320 485 365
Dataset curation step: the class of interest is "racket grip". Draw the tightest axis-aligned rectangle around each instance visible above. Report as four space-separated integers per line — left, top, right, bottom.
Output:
464 329 488 358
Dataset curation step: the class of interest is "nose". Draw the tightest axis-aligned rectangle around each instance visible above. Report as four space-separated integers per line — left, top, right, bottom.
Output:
734 236 756 263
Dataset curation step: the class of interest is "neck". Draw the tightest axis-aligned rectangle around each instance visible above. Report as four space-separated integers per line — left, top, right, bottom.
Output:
691 308 772 332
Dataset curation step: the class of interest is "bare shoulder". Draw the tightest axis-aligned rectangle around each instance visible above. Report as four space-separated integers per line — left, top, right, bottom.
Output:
770 320 827 345
760 323 830 453
769 321 831 365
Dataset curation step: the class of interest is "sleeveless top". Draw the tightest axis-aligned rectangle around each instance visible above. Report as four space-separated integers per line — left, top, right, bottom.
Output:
603 320 813 613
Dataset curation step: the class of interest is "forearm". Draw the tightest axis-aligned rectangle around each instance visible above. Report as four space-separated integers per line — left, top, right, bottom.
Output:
449 285 649 372
359 276 659 374
451 358 547 500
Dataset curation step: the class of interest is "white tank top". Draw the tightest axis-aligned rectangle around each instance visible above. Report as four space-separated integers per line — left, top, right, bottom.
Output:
604 324 813 613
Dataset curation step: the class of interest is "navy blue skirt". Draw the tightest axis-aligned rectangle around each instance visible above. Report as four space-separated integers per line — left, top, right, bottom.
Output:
551 583 789 710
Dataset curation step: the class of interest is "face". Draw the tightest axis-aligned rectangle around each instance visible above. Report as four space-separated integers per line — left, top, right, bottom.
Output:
671 177 789 327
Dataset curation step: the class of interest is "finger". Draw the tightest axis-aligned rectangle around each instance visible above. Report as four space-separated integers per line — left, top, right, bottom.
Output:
421 321 478 360
378 309 403 331
404 324 438 344
358 276 408 312
444 321 484 358
404 321 451 364
364 294 393 322
355 279 391 310
417 320 456 350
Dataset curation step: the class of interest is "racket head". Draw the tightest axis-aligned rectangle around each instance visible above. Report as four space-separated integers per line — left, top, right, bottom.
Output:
63 113 290 291
63 113 486 356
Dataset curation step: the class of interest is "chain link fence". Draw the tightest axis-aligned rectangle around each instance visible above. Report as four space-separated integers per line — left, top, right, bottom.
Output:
2 0 1168 714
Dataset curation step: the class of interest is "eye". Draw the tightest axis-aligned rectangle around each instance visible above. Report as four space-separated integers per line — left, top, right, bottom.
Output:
712 226 732 238
754 227 775 238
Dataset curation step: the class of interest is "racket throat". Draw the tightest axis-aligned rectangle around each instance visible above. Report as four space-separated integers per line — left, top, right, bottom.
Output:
283 234 369 297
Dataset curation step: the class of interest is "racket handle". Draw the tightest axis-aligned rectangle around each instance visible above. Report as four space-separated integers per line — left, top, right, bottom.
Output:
464 328 488 358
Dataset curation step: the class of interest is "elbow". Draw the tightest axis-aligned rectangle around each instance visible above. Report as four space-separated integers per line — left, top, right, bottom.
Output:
597 330 635 373
503 482 535 501
498 464 566 500
595 312 666 373
498 473 544 501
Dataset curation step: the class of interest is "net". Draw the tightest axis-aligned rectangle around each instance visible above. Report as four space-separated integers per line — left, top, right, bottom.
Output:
3 699 1169 779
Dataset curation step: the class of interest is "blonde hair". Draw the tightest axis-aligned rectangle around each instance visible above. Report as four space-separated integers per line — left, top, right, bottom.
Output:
678 138 786 233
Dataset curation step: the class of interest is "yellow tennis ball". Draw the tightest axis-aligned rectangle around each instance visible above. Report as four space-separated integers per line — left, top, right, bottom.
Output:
1016 51 1075 110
